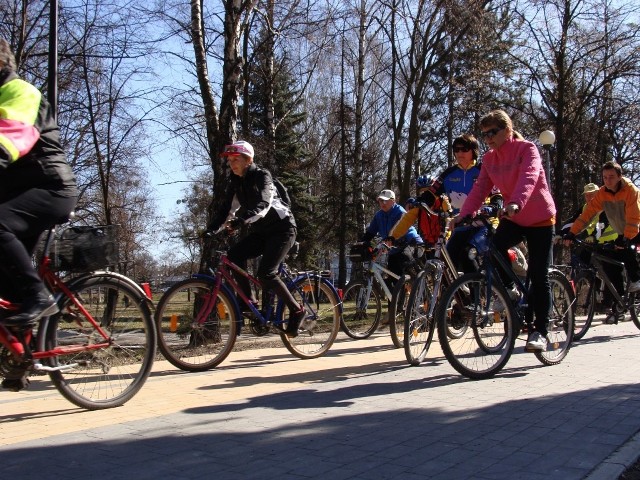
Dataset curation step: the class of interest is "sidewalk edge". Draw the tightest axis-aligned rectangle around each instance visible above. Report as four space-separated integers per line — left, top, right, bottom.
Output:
584 428 640 480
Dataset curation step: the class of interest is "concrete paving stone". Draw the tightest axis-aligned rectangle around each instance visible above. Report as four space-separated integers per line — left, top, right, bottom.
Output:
406 457 459 477
2 322 640 479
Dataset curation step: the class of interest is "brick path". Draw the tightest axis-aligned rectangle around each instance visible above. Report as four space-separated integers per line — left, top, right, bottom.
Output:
1 319 639 479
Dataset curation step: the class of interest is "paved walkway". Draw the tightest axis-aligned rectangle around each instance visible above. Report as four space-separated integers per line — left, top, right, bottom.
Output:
1 319 639 479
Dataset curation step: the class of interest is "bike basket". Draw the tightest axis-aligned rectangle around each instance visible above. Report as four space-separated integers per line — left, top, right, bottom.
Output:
348 243 374 262
53 225 119 272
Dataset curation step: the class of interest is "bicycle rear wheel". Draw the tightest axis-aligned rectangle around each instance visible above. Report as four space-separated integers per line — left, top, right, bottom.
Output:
534 270 574 365
389 274 413 348
340 279 381 339
630 292 640 329
403 268 436 365
436 272 516 380
44 274 156 410
280 276 340 359
155 278 238 372
573 272 595 340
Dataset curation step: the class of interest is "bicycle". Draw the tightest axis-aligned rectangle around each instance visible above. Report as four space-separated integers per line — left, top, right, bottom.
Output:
568 238 640 339
0 224 156 410
342 241 422 347
434 213 575 379
403 201 462 365
155 236 341 371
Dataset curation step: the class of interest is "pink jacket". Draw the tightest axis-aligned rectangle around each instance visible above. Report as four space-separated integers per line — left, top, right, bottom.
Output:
459 138 556 226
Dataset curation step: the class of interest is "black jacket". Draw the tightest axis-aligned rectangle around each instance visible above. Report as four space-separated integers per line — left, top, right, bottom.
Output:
0 68 77 197
209 163 295 234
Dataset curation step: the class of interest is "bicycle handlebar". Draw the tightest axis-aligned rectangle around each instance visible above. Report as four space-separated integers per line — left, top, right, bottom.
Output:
570 237 623 252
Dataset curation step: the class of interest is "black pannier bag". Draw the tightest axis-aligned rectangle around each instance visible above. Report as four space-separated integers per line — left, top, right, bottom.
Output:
348 243 374 262
54 225 119 272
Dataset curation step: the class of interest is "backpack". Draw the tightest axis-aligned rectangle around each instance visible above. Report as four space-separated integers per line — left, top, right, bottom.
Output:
417 197 442 244
273 177 291 207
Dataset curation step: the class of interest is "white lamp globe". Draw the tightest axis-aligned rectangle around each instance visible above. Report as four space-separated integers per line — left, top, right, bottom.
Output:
539 130 556 146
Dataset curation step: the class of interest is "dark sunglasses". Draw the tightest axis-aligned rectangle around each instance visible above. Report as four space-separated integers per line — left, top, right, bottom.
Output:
480 127 503 139
453 146 471 153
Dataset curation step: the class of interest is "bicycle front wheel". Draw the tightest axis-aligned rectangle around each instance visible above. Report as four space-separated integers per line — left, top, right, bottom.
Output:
389 274 413 348
403 268 436 365
534 270 574 366
573 272 595 340
340 279 381 339
44 274 156 410
155 278 238 372
436 272 516 380
280 276 341 359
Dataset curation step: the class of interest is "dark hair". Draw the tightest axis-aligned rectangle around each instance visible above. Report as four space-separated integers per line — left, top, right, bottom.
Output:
452 133 479 160
602 160 623 176
0 38 17 71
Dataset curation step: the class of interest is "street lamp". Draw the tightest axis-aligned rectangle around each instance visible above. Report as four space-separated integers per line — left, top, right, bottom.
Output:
538 130 555 189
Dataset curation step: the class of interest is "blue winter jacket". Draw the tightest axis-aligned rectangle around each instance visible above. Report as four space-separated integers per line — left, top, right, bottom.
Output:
362 203 422 250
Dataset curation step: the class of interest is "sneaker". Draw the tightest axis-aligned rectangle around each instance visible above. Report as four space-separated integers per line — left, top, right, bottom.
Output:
526 331 547 351
284 308 306 337
492 286 521 313
629 280 640 293
0 290 58 328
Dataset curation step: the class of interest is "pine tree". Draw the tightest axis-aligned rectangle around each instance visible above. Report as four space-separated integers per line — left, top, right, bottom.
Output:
244 41 319 267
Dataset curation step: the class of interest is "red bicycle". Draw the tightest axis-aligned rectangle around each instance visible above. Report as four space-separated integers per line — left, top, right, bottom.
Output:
0 224 156 410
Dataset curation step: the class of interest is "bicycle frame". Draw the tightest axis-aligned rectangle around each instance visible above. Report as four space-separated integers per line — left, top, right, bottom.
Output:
586 249 628 307
414 212 460 319
366 260 400 301
201 251 335 330
1 257 113 362
571 239 631 309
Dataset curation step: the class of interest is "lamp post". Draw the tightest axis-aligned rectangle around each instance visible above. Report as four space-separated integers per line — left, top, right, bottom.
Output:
48 0 59 118
538 130 555 189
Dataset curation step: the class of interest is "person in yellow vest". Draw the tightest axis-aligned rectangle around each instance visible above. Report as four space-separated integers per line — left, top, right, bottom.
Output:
561 183 621 321
564 162 640 321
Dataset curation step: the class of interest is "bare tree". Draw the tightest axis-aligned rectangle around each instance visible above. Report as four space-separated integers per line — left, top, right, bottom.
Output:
514 0 640 222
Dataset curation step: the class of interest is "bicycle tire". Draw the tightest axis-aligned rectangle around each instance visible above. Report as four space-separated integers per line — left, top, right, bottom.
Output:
155 278 238 372
340 279 381 339
43 274 156 410
403 268 436 365
280 276 340 359
573 272 596 340
534 269 575 366
389 274 413 348
436 272 516 380
630 292 640 329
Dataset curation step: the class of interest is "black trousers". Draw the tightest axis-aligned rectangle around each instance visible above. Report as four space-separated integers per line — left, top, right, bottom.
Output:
446 225 487 273
493 220 554 335
0 188 77 301
227 224 300 311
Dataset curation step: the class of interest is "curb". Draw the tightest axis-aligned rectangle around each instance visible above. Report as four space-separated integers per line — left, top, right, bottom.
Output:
585 428 640 479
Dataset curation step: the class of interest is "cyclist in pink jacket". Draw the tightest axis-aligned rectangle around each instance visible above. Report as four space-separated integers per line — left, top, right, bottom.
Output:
458 110 556 351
